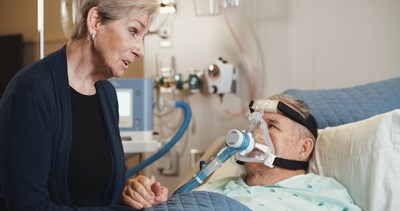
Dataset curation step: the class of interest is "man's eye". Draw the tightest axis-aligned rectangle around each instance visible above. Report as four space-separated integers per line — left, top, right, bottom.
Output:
268 124 278 129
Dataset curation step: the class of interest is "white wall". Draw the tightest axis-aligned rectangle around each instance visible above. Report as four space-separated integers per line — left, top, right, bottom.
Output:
143 0 400 193
143 0 249 193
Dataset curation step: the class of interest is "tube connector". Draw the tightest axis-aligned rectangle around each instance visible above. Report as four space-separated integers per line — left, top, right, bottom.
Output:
225 129 254 155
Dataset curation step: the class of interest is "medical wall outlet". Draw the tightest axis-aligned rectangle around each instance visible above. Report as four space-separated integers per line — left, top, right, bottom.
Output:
156 55 176 93
156 67 203 93
206 58 238 95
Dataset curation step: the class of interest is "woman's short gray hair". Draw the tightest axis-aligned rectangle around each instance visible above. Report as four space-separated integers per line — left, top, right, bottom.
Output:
71 0 159 40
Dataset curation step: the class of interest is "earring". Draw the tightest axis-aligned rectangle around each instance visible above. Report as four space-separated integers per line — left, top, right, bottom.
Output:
88 33 96 41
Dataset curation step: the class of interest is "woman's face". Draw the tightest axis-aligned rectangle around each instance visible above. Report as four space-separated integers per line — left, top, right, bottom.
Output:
94 9 150 78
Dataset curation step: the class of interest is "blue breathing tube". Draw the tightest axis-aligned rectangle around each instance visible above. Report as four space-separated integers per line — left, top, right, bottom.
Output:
125 100 192 178
173 129 253 194
111 101 191 204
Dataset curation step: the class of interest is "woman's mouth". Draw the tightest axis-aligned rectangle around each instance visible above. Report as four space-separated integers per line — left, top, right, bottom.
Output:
122 60 131 68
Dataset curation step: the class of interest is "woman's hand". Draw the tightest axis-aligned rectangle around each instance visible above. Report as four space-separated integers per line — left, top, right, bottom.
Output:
121 175 169 209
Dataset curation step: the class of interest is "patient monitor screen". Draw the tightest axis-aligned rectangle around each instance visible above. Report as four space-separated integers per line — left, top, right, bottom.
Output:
116 89 133 128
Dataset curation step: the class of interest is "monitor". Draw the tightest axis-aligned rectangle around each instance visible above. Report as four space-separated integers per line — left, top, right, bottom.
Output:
108 78 154 142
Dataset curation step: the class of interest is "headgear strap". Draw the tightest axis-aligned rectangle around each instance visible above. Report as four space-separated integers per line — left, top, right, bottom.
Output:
277 102 318 139
248 100 318 139
245 99 317 171
236 158 309 170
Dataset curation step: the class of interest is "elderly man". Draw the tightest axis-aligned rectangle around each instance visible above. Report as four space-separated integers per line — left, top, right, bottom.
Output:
122 95 361 211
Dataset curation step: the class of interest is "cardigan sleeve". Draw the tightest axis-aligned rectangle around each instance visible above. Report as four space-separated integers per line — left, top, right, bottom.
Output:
0 75 132 211
0 91 58 210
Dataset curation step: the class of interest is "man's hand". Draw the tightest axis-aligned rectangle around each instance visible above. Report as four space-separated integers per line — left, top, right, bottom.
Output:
121 175 169 209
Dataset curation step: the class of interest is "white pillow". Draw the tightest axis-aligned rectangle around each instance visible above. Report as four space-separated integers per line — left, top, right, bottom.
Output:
309 109 400 211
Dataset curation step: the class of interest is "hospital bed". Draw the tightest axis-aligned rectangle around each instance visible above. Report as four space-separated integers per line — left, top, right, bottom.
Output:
146 77 400 211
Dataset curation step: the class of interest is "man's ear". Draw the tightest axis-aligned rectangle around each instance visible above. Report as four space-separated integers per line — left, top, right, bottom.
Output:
297 137 314 161
86 7 101 35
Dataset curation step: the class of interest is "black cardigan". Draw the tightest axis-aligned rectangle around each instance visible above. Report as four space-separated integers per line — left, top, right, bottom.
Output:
0 46 132 210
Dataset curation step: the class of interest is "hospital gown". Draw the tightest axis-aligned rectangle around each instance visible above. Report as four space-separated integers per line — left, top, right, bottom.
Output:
196 173 361 211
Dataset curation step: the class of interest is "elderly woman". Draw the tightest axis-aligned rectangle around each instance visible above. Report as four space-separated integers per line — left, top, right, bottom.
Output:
0 0 161 210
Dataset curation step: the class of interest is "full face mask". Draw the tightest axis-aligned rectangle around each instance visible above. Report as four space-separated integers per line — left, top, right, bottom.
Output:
234 99 318 170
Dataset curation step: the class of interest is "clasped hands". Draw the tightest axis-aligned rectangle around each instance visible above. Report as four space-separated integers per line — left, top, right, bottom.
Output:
121 175 169 209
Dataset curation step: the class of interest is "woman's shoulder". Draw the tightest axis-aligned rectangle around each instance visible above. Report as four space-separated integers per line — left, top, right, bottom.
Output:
4 62 50 96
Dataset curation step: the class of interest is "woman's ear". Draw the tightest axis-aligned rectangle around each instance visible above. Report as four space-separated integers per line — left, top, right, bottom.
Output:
297 137 314 161
86 7 101 35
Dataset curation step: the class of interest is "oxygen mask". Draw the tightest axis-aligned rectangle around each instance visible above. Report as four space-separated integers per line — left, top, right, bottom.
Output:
234 110 277 167
233 99 317 170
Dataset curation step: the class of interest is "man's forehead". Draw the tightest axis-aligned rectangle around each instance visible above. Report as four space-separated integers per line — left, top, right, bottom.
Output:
263 112 291 123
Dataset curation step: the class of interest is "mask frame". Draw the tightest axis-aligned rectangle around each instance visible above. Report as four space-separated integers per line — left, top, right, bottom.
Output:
234 99 317 170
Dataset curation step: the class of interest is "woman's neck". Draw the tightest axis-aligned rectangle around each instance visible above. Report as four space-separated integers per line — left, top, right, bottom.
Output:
66 40 98 95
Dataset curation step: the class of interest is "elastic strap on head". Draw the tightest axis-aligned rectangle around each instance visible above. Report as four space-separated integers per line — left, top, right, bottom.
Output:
249 100 318 139
276 102 318 139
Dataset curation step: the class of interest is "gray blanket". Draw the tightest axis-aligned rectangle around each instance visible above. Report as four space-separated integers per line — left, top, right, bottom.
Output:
144 191 250 211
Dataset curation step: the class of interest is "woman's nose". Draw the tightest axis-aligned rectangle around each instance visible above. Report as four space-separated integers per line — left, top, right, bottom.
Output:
132 40 144 58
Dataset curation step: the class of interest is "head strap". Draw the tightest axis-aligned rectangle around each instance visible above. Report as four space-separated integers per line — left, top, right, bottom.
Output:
236 158 309 170
249 100 318 139
277 102 318 139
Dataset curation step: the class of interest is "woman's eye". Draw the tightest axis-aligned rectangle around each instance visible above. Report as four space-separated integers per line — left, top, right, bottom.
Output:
129 28 138 37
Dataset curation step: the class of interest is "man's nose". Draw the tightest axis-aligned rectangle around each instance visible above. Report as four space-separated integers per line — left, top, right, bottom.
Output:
253 126 263 135
252 128 264 140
